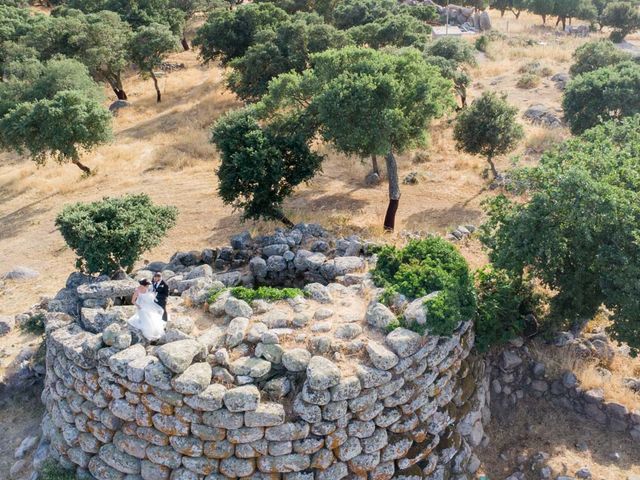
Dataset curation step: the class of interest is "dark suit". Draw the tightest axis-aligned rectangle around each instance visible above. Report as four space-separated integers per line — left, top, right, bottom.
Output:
152 280 169 321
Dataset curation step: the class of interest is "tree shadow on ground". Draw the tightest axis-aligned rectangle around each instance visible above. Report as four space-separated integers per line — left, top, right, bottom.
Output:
0 196 55 242
404 204 483 232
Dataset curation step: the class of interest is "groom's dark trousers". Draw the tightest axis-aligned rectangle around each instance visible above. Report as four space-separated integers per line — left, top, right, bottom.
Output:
152 280 169 321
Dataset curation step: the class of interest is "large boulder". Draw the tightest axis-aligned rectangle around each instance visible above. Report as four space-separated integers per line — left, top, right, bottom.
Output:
77 279 138 300
156 339 203 373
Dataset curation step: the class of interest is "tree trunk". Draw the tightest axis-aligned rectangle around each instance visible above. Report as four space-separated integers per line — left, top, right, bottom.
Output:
371 155 380 175
181 36 190 51
275 211 294 227
562 17 567 30
150 71 161 103
542 14 546 25
72 157 92 175
106 76 128 101
486 153 499 179
383 150 400 231
514 10 521 19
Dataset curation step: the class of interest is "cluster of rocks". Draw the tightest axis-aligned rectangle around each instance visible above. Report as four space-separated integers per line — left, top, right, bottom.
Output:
31 226 491 480
404 1 492 32
523 105 563 128
445 225 476 242
489 337 640 444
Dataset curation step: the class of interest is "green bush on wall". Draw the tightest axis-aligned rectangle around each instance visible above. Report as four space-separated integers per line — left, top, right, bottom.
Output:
372 237 476 336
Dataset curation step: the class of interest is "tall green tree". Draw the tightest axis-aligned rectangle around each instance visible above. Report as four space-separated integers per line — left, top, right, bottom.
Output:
480 116 640 354
129 23 180 102
563 61 640 134
0 90 112 174
211 108 323 226
259 47 454 230
0 57 111 173
194 3 289 64
601 1 640 41
331 0 395 28
453 92 524 179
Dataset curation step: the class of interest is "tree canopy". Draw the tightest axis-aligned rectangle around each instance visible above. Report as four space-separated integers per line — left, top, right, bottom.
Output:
227 13 350 101
129 22 180 102
563 60 640 134
211 108 323 225
0 57 111 173
258 46 454 230
453 91 524 179
601 1 640 41
480 115 640 354
194 2 289 64
56 194 178 274
569 39 632 77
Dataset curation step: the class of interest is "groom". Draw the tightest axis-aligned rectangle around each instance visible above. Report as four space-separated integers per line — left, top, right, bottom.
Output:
152 272 169 321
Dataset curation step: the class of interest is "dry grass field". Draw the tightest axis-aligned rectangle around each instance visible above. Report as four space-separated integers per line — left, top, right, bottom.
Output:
1 9 639 479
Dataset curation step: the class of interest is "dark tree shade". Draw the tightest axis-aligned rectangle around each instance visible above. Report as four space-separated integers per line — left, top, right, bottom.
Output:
211 108 323 225
56 194 178 274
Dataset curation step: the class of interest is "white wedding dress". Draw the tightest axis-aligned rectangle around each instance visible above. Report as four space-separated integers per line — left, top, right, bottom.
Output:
128 291 165 341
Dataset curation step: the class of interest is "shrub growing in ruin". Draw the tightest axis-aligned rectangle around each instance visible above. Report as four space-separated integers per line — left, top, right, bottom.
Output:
372 237 476 336
56 194 178 275
474 265 541 352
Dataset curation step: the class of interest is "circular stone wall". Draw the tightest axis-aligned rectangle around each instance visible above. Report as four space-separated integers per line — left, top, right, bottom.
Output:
39 226 489 480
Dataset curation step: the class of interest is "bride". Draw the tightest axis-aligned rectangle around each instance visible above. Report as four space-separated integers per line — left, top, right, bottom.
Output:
128 279 166 341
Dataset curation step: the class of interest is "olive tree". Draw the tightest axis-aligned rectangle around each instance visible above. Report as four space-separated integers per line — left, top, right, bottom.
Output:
563 61 640 134
194 3 289 64
569 39 632 76
601 1 640 41
227 14 350 102
480 116 640 354
0 57 111 173
553 0 596 30
56 194 178 275
453 92 524 179
129 23 180 102
331 0 395 29
259 47 454 231
526 0 555 23
211 108 323 226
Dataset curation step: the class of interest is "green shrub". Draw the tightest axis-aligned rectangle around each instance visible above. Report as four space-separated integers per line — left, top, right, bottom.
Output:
208 286 227 304
516 73 540 89
19 312 45 336
230 286 304 302
40 460 75 480
475 35 489 52
372 237 476 336
569 39 632 77
474 265 541 352
55 194 178 275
